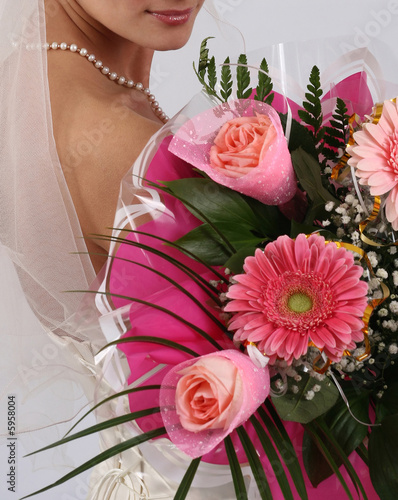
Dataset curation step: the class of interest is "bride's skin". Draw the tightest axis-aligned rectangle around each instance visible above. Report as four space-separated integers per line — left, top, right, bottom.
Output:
45 0 205 272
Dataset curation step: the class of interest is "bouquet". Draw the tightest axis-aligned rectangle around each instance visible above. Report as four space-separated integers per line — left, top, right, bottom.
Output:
26 39 398 500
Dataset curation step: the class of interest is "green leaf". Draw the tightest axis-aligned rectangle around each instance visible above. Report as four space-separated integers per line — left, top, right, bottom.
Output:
257 405 308 500
376 381 398 421
175 221 264 266
225 435 248 500
272 371 339 424
291 148 339 224
163 178 259 229
255 58 273 103
174 457 202 500
304 423 354 500
220 57 233 102
236 54 252 100
25 408 161 456
98 335 200 358
249 415 295 500
278 115 317 160
369 413 398 500
224 246 259 274
298 66 324 152
314 419 369 500
208 56 217 90
21 427 167 499
92 292 223 351
174 223 233 265
197 37 213 77
65 385 161 437
236 426 273 500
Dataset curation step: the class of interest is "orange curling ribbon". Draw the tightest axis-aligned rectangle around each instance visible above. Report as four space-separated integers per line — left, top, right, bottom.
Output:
369 97 396 125
331 113 362 182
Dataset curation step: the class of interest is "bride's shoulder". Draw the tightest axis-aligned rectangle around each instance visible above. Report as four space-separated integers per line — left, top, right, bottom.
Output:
51 85 162 263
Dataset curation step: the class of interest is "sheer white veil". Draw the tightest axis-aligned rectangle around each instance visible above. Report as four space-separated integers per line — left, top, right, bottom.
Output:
0 0 108 477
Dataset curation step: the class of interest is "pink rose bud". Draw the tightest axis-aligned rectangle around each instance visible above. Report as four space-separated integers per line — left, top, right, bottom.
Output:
160 350 270 458
169 99 296 205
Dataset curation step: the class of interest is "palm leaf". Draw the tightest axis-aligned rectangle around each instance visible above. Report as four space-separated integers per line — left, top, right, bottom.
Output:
97 335 200 358
90 291 223 351
259 403 308 499
174 457 202 500
304 423 354 500
224 435 248 500
236 426 273 500
25 407 161 456
21 427 166 499
249 415 295 500
65 385 161 437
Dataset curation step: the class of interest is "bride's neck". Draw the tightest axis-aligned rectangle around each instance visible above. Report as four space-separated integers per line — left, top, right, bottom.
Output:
45 0 154 87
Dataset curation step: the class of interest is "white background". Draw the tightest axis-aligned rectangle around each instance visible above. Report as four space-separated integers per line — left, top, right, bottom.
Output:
153 0 398 116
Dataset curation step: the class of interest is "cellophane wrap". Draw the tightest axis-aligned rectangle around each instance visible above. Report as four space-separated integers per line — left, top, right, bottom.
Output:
93 38 398 499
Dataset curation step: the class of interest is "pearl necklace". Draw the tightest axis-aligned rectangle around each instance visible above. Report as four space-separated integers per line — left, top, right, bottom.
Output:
46 42 169 123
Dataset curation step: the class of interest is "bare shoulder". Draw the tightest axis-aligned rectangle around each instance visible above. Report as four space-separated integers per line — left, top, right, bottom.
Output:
53 89 162 264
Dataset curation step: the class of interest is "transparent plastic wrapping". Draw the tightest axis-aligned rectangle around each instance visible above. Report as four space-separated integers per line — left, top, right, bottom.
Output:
90 38 398 499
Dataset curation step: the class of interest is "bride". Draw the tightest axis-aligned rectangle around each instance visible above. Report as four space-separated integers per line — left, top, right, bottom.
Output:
0 0 210 498
0 1 384 499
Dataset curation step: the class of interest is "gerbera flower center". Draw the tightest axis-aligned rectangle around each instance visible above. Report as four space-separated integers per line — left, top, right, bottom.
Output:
288 292 313 313
262 271 335 333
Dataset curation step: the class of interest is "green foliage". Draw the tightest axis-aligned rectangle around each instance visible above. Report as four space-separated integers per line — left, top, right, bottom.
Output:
225 436 248 500
322 97 350 166
220 56 233 101
21 428 167 498
369 414 398 500
174 457 203 500
193 37 223 102
291 148 339 224
255 58 274 104
236 53 252 99
161 177 288 271
237 426 273 500
303 386 370 486
272 371 339 424
298 66 324 149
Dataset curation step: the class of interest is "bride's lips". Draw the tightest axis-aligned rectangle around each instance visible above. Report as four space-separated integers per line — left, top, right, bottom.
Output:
147 8 194 26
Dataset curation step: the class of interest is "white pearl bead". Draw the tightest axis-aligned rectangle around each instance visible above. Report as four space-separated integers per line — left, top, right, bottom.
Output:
117 76 126 85
109 72 118 81
160 112 166 120
60 42 68 50
135 83 143 91
88 54 96 62
80 48 88 56
127 80 134 88
95 60 102 69
151 101 159 108
70 44 78 52
101 66 110 75
44 43 50 50
51 42 58 50
148 94 155 102
144 88 150 95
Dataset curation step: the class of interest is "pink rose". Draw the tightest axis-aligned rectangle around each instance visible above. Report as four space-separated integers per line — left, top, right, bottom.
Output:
169 99 296 205
175 355 243 432
160 350 270 458
209 114 277 178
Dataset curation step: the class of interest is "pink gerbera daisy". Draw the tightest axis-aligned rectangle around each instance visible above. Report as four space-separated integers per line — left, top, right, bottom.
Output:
225 234 368 365
348 99 398 230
